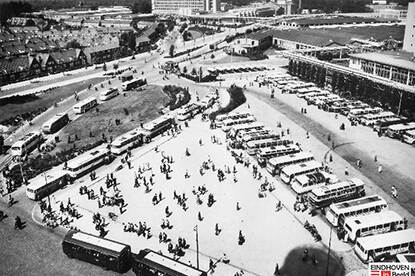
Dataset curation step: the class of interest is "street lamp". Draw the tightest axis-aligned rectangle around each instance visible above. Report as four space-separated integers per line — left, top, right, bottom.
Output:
194 225 200 269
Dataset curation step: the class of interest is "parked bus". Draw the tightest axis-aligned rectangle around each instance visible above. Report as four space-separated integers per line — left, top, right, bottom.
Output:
354 229 415 263
309 178 365 209
99 87 119 101
215 112 252 126
73 97 98 114
237 127 272 141
62 230 131 273
403 129 415 145
373 117 408 133
360 111 397 126
257 144 301 160
132 249 207 276
11 131 43 157
142 115 175 139
177 103 201 121
291 171 338 195
280 160 322 184
26 168 69 200
65 146 111 179
344 210 407 242
221 116 256 132
266 152 314 176
326 195 388 227
347 107 382 119
42 113 69 134
229 122 265 138
111 128 144 155
241 131 279 145
121 78 145 91
246 138 290 155
386 122 415 139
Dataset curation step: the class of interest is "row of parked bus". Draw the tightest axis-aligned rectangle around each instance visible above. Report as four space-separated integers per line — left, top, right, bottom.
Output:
259 73 415 145
219 110 415 263
62 229 207 275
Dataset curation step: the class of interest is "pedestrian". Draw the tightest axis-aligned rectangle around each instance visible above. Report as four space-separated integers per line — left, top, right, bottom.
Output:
378 164 383 173
274 262 280 275
344 166 349 176
391 185 398 198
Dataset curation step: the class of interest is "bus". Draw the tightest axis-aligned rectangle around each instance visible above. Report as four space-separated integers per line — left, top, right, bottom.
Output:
177 103 201 121
396 254 415 274
229 122 265 138
42 113 69 134
241 131 279 145
121 78 146 91
111 128 144 155
360 111 397 127
308 178 365 209
11 131 43 157
142 115 175 139
132 249 207 276
99 87 119 101
237 127 272 141
373 117 408 133
266 152 314 176
386 122 415 139
291 171 338 195
62 230 131 273
26 168 69 200
257 144 301 160
296 87 321 97
403 129 415 145
283 82 315 94
326 195 388 227
354 229 415 263
344 210 407 242
215 112 252 126
221 116 256 132
280 160 322 184
347 107 382 119
73 97 98 114
65 146 111 179
246 138 290 155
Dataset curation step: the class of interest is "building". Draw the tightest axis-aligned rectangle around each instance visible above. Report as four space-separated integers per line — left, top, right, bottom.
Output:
349 51 415 86
230 30 273 54
229 0 292 17
206 0 220 12
403 2 415 53
279 15 396 28
152 0 206 14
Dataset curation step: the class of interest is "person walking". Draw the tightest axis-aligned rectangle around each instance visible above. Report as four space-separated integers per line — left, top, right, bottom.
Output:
274 262 280 275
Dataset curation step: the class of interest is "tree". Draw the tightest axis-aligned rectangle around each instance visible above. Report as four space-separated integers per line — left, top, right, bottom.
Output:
191 68 197 76
131 0 152 14
182 66 188 74
276 7 285 15
0 134 3 153
169 45 175 57
103 63 107 71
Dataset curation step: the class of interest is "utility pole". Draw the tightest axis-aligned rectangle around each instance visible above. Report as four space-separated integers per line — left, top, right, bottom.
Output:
194 225 200 269
325 225 333 276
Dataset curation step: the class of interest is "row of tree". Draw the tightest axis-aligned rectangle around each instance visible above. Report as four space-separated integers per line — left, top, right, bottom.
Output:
288 59 415 120
0 1 33 23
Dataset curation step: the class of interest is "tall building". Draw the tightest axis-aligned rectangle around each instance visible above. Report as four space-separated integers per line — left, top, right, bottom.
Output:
403 2 415 53
152 0 220 14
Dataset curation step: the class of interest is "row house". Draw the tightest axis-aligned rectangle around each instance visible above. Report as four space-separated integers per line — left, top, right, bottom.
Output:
84 43 121 65
0 56 41 85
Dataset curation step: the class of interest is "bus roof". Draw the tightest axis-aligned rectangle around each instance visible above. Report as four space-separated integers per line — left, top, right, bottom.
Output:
230 122 264 132
329 195 387 213
112 127 143 146
143 115 173 131
12 131 41 148
27 167 68 190
405 129 415 135
268 152 314 166
66 146 108 169
73 97 96 108
68 231 127 252
140 250 205 276
281 160 321 175
387 122 415 131
312 178 364 197
216 111 252 121
246 137 279 148
356 229 415 250
43 113 67 127
361 111 395 120
345 210 402 230
258 144 299 154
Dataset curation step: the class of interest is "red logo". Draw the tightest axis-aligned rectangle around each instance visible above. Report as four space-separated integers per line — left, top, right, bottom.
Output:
371 271 391 276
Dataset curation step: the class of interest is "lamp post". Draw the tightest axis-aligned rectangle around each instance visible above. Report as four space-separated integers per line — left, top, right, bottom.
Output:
194 225 200 269
325 225 333 276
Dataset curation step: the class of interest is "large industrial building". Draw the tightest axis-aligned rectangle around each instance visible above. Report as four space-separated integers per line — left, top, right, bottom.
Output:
152 0 221 14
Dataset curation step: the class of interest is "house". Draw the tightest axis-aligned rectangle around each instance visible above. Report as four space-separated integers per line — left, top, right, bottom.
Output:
0 55 41 85
84 43 120 64
231 30 273 54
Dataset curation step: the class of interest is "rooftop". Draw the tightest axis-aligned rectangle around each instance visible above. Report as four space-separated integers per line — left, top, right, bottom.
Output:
350 51 415 72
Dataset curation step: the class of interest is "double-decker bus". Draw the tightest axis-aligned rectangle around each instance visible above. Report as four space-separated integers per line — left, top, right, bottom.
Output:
99 87 119 101
386 122 415 139
229 122 265 138
177 103 201 121
326 195 388 227
73 97 98 114
121 78 145 91
215 112 252 126
403 129 415 145
111 128 144 155
354 229 415 263
280 160 322 184
360 111 397 127
65 146 111 179
132 249 207 276
266 152 314 176
62 230 131 273
142 115 175 139
221 116 256 132
257 144 301 160
26 168 69 200
291 171 337 195
344 211 407 242
309 178 365 209
246 138 291 155
42 113 69 134
11 131 43 157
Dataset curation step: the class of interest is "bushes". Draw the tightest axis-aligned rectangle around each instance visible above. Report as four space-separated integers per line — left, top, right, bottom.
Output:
209 85 246 120
162 85 191 110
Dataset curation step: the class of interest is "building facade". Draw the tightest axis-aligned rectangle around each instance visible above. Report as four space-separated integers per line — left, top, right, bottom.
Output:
403 2 415 53
152 0 206 14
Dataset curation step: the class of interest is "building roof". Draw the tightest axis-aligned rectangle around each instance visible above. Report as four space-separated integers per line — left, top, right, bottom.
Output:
271 29 347 47
350 51 415 72
283 15 395 26
0 56 33 75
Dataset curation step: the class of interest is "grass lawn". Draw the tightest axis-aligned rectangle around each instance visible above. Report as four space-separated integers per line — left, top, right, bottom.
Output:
188 30 202 40
213 54 252 64
0 77 106 123
53 85 169 154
